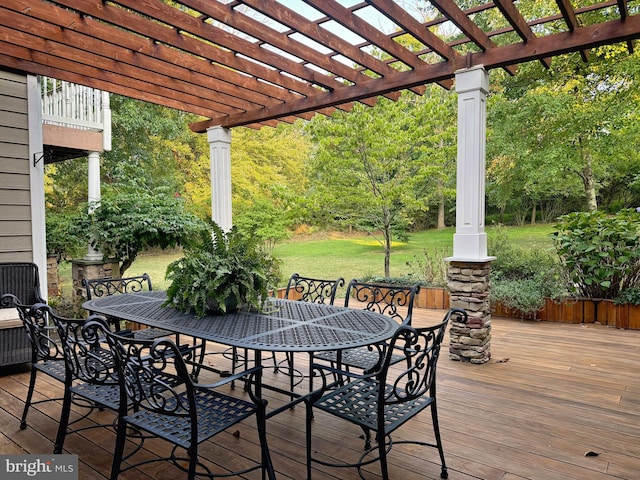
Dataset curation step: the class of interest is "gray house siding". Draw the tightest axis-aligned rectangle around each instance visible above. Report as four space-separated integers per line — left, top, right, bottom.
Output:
0 71 33 262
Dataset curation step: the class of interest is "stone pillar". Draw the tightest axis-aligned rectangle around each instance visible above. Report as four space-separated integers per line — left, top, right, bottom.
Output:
71 258 120 314
447 261 491 364
207 126 233 232
46 255 60 298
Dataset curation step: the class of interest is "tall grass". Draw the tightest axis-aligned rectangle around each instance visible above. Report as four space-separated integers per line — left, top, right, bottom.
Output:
56 224 554 293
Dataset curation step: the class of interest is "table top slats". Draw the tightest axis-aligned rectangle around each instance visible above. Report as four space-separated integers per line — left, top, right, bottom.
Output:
84 291 397 353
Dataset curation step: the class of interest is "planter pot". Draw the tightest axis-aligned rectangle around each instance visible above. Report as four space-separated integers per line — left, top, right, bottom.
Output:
415 287 450 309
615 303 640 330
493 297 640 330
206 296 239 315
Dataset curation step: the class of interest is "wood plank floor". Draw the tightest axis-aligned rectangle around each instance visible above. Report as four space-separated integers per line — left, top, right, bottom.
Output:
1 309 640 480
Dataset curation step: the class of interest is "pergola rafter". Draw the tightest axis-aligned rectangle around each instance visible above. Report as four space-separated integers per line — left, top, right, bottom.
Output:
0 0 638 131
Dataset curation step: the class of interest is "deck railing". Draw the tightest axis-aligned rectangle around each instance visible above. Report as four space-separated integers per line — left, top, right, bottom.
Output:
41 76 110 132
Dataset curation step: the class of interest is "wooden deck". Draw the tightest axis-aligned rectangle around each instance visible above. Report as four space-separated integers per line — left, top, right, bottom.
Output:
1 309 640 480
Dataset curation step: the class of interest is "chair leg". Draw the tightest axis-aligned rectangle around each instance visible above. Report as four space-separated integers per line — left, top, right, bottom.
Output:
360 426 372 450
187 445 198 480
431 400 448 479
305 400 314 480
377 431 390 480
20 366 38 429
256 402 276 480
53 387 73 454
110 417 127 480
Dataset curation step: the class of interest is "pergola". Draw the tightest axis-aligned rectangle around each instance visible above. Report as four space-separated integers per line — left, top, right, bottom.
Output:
2 1 640 361
0 1 637 129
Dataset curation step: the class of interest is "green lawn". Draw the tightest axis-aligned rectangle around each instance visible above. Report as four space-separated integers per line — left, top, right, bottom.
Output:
61 223 554 292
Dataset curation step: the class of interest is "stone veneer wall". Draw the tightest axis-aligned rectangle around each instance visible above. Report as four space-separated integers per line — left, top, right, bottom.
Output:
71 258 120 312
447 261 492 364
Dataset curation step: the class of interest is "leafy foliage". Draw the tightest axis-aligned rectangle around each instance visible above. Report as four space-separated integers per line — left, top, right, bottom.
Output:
551 209 640 299
405 247 449 287
489 226 566 318
305 90 457 276
46 212 86 261
487 47 640 221
615 287 640 306
71 187 206 276
164 222 281 317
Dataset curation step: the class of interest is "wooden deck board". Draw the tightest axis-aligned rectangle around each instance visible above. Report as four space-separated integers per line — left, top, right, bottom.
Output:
2 309 640 479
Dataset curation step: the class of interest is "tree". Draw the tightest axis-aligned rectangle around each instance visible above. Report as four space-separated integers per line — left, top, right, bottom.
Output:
230 124 310 241
406 86 457 229
71 187 206 276
306 97 427 276
488 46 640 219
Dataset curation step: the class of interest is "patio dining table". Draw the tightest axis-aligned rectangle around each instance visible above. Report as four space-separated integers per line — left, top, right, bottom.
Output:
83 290 399 415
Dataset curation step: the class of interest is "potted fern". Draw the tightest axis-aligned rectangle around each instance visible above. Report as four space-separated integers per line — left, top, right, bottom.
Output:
164 221 280 317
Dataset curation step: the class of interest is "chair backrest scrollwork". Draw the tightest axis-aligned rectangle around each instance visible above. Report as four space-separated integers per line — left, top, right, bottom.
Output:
379 308 467 407
284 273 344 305
10 298 63 364
47 307 118 386
344 280 420 325
83 273 153 299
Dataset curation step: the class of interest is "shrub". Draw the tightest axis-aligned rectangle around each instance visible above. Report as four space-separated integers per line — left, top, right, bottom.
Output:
70 188 207 276
405 247 449 287
551 209 640 299
614 287 640 306
46 212 86 261
490 277 547 319
489 225 566 318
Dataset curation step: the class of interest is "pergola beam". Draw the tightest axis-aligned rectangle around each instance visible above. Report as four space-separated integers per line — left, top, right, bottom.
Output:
191 14 640 131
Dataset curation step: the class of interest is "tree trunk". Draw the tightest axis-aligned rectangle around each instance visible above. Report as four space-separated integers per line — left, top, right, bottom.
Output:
382 211 393 277
437 177 446 229
384 233 391 277
531 203 536 225
583 154 598 211
577 138 598 212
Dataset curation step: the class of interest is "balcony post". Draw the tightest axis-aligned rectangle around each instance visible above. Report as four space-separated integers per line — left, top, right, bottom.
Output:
85 151 102 261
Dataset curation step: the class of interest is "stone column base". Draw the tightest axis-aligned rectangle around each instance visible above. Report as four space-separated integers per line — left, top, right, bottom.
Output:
447 260 492 364
71 258 120 314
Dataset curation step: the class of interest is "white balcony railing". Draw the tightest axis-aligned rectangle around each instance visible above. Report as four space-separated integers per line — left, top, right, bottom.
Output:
40 76 111 151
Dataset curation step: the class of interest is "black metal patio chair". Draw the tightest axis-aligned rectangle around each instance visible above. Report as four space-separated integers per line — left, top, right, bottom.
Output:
97 321 276 480
83 273 173 341
306 308 467 480
275 273 345 394
47 305 123 454
313 279 419 374
4 296 66 430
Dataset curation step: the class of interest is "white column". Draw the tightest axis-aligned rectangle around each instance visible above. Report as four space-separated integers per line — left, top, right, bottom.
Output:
102 91 112 152
85 151 103 260
207 126 233 232
449 66 493 262
27 75 48 298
